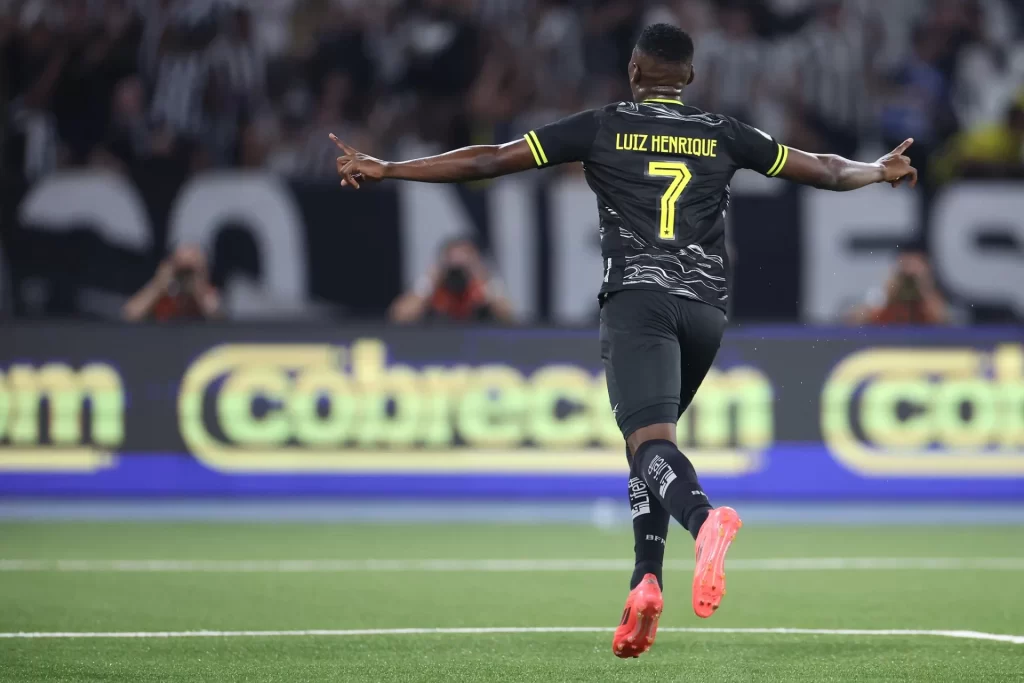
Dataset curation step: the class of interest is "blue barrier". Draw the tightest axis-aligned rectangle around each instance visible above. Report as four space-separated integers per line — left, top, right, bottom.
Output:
2 445 1024 500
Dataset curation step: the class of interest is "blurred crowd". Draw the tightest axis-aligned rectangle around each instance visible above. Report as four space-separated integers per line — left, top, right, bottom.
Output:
2 0 1024 186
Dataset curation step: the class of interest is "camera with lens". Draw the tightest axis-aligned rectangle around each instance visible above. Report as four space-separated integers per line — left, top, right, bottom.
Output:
894 272 922 303
168 267 197 297
441 265 471 297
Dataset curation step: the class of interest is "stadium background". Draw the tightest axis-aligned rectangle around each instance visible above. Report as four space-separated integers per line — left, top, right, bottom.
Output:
1 1 1023 681
1 0 1022 500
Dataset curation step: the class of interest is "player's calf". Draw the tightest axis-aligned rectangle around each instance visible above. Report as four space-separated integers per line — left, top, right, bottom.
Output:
626 463 671 591
631 433 743 618
631 436 713 540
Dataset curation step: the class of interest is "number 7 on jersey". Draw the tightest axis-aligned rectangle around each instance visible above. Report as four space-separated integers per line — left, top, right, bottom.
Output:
647 161 692 240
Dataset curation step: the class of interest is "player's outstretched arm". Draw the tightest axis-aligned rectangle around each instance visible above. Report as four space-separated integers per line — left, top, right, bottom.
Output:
330 134 537 188
778 138 918 192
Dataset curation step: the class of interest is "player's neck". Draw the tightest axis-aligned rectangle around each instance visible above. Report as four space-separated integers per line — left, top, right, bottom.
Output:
635 89 684 104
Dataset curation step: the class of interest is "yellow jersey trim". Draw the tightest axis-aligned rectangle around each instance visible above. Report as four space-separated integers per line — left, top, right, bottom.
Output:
767 144 789 177
643 98 684 105
527 131 548 165
523 133 543 166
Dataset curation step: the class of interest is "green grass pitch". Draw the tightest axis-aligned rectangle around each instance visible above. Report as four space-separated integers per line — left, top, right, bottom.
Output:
1 522 1023 682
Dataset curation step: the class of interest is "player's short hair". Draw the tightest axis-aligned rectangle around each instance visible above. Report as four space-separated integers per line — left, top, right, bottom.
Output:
635 23 695 65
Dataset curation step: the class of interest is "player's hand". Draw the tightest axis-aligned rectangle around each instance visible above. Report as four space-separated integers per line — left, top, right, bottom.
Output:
330 134 388 189
876 138 918 189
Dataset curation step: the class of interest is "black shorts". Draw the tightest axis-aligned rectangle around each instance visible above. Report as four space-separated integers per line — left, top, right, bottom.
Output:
600 289 727 439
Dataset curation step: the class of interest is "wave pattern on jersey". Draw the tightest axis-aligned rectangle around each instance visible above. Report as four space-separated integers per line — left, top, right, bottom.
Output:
686 244 724 267
622 253 728 302
636 252 726 284
619 227 648 251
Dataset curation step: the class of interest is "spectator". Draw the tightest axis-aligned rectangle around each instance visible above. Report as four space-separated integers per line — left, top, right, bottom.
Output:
932 91 1024 183
400 0 482 148
389 237 514 324
304 0 374 101
192 64 244 168
466 36 530 146
947 0 1022 130
2 0 65 179
785 1 871 158
696 1 764 121
525 0 585 108
123 244 222 322
276 70 369 178
846 250 951 326
50 0 143 166
92 75 152 168
147 13 216 150
878 22 957 182
246 0 303 59
583 0 644 103
207 5 267 113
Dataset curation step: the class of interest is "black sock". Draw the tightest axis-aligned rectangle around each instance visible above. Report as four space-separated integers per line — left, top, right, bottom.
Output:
626 449 670 589
687 507 711 538
634 439 713 541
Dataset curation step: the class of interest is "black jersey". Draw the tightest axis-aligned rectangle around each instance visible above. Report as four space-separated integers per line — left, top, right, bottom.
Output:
524 99 789 311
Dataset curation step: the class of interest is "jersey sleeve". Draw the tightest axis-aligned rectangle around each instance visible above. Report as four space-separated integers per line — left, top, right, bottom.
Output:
523 109 601 168
725 117 789 178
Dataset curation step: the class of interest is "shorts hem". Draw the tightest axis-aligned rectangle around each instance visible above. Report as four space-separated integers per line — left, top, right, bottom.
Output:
619 402 679 440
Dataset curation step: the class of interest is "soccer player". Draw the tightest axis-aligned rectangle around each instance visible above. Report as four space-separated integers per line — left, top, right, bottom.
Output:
331 23 917 659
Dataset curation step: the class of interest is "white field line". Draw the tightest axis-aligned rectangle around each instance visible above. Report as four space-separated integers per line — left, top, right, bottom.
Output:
1 627 1022 644
1 557 1023 572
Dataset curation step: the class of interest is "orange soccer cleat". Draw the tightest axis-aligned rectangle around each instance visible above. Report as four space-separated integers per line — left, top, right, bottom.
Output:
692 506 742 618
612 573 663 659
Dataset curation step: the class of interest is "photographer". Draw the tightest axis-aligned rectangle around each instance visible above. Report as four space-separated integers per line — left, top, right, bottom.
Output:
389 237 514 324
122 244 222 322
847 250 950 326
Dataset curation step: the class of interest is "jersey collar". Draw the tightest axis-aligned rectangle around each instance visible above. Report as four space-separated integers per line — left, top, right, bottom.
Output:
642 98 684 105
